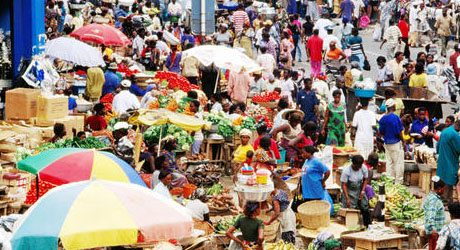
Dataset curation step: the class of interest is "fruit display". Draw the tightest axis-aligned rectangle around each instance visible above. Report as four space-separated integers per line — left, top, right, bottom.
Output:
371 175 423 221
154 71 200 93
143 124 193 151
252 91 281 102
265 240 301 250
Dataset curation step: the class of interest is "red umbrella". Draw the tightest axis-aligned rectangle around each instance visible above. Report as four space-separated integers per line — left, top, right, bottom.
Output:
70 23 132 47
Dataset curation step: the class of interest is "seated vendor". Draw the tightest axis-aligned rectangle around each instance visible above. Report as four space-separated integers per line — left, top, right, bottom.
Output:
112 122 134 162
161 136 188 188
151 154 168 189
226 201 264 250
153 170 173 199
252 136 278 171
233 129 255 171
50 123 66 143
340 155 371 227
186 188 211 223
85 103 108 131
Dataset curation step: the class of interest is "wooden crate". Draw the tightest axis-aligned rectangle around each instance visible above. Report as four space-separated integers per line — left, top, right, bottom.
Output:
419 169 434 194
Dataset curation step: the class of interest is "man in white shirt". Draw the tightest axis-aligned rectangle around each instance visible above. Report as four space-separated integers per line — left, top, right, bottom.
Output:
313 13 334 40
323 26 341 54
256 46 276 79
132 29 145 60
168 0 183 15
156 31 171 58
352 98 376 159
113 80 141 114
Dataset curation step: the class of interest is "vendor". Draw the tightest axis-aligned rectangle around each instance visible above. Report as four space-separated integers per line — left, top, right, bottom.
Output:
410 106 429 145
340 155 371 227
265 188 296 244
162 136 189 188
50 123 66 143
302 146 330 201
253 136 278 171
153 170 173 199
112 122 134 162
186 188 211 223
272 98 289 130
226 201 264 250
289 121 316 169
85 103 108 131
270 110 304 161
112 80 140 114
233 129 255 169
422 176 446 250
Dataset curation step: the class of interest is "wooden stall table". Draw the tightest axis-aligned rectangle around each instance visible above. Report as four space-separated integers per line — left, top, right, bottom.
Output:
341 231 407 250
203 139 225 165
418 163 436 194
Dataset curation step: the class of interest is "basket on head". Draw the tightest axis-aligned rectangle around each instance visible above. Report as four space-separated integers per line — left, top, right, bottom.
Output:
298 200 331 229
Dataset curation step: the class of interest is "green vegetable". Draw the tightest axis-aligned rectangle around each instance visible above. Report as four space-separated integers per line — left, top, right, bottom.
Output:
206 184 223 195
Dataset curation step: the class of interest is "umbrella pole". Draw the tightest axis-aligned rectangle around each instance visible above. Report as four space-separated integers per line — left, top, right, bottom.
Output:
157 125 163 157
35 176 39 200
213 69 220 94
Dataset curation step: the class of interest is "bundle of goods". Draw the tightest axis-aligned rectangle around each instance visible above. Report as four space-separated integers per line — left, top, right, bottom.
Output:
206 186 239 215
143 124 194 151
186 164 222 187
370 175 423 229
154 71 200 93
213 215 240 234
414 145 437 166
252 91 280 102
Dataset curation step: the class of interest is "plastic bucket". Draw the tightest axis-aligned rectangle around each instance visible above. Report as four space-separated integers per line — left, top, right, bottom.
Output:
256 173 268 184
183 184 197 198
277 148 286 164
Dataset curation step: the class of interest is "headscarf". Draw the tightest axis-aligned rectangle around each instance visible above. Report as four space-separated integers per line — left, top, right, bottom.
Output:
324 239 340 250
312 231 334 250
239 128 252 138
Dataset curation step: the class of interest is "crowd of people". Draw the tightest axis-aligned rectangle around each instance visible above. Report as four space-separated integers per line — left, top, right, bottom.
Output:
41 0 460 248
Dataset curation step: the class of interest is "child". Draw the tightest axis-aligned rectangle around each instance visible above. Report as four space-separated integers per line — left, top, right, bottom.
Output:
243 150 254 165
400 63 413 86
210 93 223 112
422 176 446 250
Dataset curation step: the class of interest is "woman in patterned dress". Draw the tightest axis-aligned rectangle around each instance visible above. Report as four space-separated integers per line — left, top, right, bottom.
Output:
321 89 346 146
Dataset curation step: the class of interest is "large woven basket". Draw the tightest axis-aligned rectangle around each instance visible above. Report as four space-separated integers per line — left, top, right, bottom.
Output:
298 200 331 229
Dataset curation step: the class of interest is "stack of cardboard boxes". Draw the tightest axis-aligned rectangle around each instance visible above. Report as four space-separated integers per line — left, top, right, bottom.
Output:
5 88 85 140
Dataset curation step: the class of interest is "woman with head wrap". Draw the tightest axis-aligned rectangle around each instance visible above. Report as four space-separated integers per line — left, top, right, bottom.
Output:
324 239 341 250
227 201 264 250
270 110 304 161
307 231 334 250
232 129 255 174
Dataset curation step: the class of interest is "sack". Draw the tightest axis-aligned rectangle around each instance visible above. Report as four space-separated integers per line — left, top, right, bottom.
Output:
363 59 371 71
373 24 381 41
360 15 370 28
291 177 307 213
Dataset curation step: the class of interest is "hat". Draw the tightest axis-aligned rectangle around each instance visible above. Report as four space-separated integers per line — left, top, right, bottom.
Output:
113 122 130 130
145 35 158 41
121 79 132 88
384 98 396 108
264 20 273 26
108 62 117 70
281 109 305 120
426 64 437 75
220 23 228 29
239 128 252 137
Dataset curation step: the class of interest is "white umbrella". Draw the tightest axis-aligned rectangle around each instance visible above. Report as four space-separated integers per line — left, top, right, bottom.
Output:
182 45 263 73
45 37 105 67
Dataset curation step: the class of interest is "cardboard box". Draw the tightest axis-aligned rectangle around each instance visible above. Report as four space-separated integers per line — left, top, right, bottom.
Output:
37 95 68 121
5 88 41 120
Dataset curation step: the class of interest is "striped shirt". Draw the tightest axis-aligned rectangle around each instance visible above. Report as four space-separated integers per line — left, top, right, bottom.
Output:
232 10 249 33
423 191 445 234
347 36 363 55
383 26 402 47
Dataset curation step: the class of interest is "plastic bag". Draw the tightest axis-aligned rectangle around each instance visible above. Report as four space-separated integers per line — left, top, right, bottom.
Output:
373 24 381 41
322 190 334 216
360 15 370 28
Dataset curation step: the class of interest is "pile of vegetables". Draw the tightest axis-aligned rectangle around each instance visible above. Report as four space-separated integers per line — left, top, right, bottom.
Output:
246 104 269 117
206 184 224 195
370 175 423 223
265 241 301 250
252 91 281 102
205 111 234 137
143 124 194 151
37 137 109 152
213 215 240 234
206 187 239 214
154 71 200 93
255 115 273 128
186 164 222 187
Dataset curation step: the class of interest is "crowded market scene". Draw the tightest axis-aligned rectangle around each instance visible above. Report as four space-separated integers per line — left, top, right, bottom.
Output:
2 0 460 249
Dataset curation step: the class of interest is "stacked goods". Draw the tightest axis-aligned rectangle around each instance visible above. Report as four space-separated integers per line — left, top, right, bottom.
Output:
37 95 68 121
252 91 280 102
154 71 200 93
5 88 42 120
186 164 222 187
206 187 239 215
246 104 270 117
143 124 193 151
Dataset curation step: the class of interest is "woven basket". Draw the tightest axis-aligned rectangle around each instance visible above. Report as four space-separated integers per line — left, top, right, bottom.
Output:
298 200 331 229
258 212 280 243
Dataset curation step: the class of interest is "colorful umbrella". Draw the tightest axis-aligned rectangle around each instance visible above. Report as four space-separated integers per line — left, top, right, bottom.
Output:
70 23 132 46
45 37 105 67
11 180 194 250
18 148 146 187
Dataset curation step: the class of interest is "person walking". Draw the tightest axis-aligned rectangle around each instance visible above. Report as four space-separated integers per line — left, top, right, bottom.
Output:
347 28 366 70
352 98 376 159
85 66 105 103
398 13 410 59
422 176 446 250
378 99 405 184
380 20 402 60
340 0 355 23
306 0 319 20
307 29 323 78
296 78 320 124
435 8 456 57
436 119 460 204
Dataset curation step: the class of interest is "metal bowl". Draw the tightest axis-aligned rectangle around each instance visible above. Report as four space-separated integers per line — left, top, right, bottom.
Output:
235 184 274 202
76 103 92 113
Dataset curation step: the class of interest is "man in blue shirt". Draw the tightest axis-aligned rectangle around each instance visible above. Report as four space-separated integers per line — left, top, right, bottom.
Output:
302 146 330 200
410 107 429 144
102 63 121 97
378 99 405 184
436 120 460 203
296 78 319 123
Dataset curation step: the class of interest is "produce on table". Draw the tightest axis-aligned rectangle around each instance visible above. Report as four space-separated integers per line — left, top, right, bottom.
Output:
186 153 208 161
246 104 269 117
371 175 424 222
332 204 341 217
186 164 221 187
255 115 273 128
265 240 301 250
252 91 281 102
214 215 240 234
206 188 239 214
206 184 224 196
233 116 257 134
143 124 194 151
154 71 200 93
204 111 234 137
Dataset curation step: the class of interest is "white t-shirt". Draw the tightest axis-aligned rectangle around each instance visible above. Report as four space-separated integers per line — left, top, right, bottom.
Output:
113 90 141 114
352 109 376 144
280 79 295 103
340 164 369 183
193 112 204 141
186 199 209 221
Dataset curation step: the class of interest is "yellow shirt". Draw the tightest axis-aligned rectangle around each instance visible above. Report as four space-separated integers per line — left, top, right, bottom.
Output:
233 144 254 162
409 73 427 88
85 67 105 99
394 98 405 117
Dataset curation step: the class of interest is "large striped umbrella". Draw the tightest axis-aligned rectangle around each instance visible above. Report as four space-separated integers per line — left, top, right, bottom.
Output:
18 148 146 187
11 180 194 250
